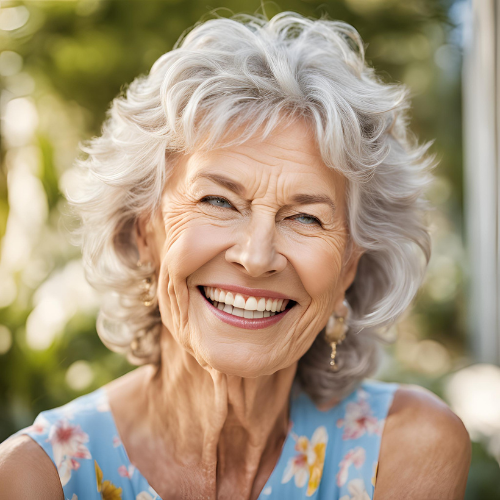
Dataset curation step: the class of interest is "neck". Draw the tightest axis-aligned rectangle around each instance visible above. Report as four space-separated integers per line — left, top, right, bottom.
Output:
142 328 297 499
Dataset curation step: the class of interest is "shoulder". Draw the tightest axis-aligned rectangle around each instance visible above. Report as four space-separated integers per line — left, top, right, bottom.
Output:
374 384 471 500
0 435 64 500
386 384 471 448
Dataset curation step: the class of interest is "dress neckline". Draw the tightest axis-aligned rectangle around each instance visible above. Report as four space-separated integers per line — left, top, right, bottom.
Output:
99 386 295 500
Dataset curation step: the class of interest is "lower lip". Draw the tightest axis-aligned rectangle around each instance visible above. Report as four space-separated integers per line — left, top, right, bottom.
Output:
201 289 292 330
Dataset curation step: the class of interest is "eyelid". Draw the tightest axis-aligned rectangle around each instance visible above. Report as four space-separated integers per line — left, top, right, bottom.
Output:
287 213 323 226
200 195 234 208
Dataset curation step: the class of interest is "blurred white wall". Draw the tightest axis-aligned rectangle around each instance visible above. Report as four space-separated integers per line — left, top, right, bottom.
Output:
463 0 500 364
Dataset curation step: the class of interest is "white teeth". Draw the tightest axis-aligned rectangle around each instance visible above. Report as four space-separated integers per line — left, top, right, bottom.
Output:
204 287 292 318
232 307 244 317
233 293 246 309
245 297 258 311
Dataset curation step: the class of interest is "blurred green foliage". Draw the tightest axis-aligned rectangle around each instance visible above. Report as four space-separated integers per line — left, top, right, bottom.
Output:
0 0 498 495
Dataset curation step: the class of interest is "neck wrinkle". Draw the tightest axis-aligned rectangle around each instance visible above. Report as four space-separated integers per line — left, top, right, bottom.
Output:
146 328 297 494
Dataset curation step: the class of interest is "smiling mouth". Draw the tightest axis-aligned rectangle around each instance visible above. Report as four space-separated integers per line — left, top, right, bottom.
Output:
199 286 295 319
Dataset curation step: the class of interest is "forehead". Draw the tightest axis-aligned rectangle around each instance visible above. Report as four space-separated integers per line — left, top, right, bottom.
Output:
172 120 345 197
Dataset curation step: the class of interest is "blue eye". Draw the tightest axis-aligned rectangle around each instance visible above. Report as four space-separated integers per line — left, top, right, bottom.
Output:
293 214 321 225
202 196 233 209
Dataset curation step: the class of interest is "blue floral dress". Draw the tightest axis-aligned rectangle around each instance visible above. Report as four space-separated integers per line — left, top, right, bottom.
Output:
13 379 398 499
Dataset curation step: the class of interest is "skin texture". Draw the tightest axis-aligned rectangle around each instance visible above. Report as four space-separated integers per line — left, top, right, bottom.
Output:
374 385 471 500
0 119 471 499
119 120 360 498
0 435 64 499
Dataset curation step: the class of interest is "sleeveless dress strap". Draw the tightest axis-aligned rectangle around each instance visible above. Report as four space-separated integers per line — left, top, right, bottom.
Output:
258 379 399 499
12 388 159 499
11 379 398 500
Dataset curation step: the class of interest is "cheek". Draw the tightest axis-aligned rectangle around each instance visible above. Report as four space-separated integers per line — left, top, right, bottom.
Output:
287 236 346 306
157 216 234 328
163 221 232 282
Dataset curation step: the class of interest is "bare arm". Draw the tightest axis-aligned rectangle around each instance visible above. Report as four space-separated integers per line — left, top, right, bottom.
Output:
374 385 471 500
0 435 64 500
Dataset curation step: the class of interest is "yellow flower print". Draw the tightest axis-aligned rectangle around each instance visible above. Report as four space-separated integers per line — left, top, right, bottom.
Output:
95 460 123 500
371 461 378 487
282 426 328 497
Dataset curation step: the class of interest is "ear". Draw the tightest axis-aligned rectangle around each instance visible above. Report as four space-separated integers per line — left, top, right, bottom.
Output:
135 215 155 265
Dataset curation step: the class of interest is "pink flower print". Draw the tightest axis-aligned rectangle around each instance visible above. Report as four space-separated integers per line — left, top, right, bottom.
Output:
27 415 50 435
336 392 383 440
113 435 121 447
118 464 135 478
339 478 370 500
337 447 366 487
47 419 91 486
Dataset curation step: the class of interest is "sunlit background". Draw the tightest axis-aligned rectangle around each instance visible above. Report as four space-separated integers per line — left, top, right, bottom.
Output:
0 0 499 497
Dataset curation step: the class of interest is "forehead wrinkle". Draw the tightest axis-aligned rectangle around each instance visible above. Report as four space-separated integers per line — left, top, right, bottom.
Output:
237 140 321 169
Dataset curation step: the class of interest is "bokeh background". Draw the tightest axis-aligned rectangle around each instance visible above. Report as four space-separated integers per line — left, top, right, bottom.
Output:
0 0 499 497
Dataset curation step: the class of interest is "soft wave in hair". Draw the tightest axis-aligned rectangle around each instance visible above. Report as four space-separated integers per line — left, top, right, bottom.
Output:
71 12 432 404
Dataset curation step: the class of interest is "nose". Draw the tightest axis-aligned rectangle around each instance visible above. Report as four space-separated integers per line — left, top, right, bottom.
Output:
225 212 287 278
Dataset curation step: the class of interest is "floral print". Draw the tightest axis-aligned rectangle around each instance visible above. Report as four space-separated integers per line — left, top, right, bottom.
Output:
47 419 91 486
371 462 378 487
136 489 159 500
26 415 49 435
336 389 384 441
337 447 366 487
15 380 398 499
282 426 328 496
96 460 123 500
339 479 371 500
118 464 136 478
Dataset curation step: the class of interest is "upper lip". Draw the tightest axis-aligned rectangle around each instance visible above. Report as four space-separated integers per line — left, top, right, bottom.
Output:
200 284 294 301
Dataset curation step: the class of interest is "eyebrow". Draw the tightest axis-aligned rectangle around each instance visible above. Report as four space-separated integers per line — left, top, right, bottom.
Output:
192 172 245 196
192 171 336 213
289 193 336 213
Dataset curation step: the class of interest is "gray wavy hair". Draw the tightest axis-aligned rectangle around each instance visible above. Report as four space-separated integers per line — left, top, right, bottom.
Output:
72 12 432 404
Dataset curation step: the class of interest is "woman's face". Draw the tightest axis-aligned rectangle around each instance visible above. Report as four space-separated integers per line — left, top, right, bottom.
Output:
139 120 360 377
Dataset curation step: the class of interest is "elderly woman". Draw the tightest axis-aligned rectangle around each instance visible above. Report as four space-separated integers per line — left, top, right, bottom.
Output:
0 12 470 500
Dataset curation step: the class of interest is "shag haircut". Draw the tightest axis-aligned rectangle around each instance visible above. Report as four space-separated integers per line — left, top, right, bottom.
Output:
73 12 432 403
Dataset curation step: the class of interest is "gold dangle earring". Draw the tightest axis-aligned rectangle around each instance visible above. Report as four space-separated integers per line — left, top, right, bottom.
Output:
324 299 351 371
137 261 155 307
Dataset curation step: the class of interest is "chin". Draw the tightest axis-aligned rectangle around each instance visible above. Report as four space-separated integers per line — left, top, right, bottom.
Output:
198 342 283 378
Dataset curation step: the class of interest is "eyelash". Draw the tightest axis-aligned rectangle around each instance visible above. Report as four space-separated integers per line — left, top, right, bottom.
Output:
200 196 322 226
200 196 234 209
